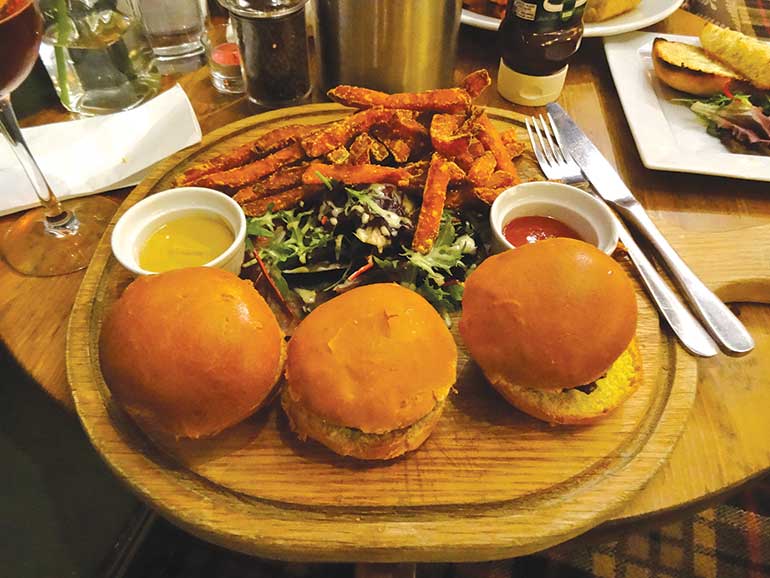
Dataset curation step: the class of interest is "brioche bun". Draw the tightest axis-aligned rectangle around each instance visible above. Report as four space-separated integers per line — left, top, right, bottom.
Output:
652 37 744 96
492 339 642 425
460 238 638 403
99 267 285 439
283 283 457 460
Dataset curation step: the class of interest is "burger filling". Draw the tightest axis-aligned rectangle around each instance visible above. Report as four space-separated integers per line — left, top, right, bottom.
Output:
282 387 445 449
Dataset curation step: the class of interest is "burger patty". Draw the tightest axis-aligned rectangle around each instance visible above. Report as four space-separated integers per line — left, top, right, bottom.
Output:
281 388 446 459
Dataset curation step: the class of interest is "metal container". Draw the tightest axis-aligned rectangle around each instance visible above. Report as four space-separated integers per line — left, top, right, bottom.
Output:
219 0 312 106
316 0 462 93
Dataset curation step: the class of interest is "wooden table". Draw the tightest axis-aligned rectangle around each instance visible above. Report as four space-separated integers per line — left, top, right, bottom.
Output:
2 9 769 548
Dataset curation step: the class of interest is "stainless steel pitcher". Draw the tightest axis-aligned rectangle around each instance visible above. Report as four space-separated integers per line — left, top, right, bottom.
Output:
316 0 463 93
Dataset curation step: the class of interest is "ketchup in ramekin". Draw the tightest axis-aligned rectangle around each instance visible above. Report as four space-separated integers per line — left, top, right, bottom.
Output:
502 215 582 248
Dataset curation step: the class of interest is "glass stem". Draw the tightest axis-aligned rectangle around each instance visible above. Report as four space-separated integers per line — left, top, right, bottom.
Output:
0 95 67 222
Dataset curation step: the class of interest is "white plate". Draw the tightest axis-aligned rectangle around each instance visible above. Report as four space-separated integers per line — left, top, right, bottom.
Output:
461 0 683 37
604 31 770 181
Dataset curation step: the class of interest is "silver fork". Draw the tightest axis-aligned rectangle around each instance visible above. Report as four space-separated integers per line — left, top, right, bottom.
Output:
526 114 719 358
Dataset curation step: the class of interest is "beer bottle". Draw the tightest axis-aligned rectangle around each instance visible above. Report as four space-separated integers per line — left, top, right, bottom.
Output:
497 0 585 106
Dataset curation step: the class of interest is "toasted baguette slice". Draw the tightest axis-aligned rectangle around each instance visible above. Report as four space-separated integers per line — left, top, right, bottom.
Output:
652 37 743 96
700 23 770 90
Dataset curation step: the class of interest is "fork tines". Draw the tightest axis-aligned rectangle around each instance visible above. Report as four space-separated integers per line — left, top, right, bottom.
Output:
526 113 582 183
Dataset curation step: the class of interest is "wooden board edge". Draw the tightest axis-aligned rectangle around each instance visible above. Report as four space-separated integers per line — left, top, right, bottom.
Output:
64 103 698 562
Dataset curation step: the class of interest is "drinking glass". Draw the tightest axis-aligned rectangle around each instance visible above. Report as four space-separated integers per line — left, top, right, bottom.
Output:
37 0 160 116
132 0 206 60
0 0 116 277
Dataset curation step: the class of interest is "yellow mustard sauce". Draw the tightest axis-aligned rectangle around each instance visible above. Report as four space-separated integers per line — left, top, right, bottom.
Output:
138 212 234 273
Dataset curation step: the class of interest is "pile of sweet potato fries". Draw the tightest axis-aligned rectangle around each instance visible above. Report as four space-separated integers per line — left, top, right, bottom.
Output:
176 69 525 254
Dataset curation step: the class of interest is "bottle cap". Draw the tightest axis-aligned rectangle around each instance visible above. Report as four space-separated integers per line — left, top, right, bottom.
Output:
497 59 568 107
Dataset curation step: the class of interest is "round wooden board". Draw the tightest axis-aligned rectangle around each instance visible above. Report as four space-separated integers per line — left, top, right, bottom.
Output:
67 104 697 562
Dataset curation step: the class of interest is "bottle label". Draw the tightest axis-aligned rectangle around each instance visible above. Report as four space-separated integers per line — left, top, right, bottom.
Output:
513 0 585 30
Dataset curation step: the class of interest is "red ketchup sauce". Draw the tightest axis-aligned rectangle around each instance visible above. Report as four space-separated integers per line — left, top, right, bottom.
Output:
503 215 582 248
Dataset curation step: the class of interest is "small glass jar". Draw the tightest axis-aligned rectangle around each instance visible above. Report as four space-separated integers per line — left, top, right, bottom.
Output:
217 0 311 107
205 17 245 94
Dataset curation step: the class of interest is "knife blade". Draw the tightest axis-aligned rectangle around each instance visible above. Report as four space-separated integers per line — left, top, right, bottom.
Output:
547 103 754 356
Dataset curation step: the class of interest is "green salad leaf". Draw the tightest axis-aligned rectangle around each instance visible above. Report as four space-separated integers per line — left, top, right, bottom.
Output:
243 184 488 320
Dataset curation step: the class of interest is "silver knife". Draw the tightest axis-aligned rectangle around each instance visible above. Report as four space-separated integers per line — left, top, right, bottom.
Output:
547 103 754 356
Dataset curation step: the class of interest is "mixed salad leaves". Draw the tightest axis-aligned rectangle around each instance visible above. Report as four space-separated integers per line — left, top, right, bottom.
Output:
243 180 489 323
678 92 770 155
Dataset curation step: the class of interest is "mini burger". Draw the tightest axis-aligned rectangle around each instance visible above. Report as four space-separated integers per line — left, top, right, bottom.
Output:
282 283 457 460
99 267 286 439
459 238 641 425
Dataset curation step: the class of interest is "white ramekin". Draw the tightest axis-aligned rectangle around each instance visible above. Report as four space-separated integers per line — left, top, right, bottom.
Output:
489 181 619 255
111 187 247 276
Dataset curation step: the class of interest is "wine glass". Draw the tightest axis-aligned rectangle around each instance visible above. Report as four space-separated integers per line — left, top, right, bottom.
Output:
0 0 117 276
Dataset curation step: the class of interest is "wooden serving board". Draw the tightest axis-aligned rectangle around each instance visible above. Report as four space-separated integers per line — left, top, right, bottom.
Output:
67 104 697 562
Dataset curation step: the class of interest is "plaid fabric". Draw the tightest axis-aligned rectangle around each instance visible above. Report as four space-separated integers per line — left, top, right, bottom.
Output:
123 475 770 578
683 0 770 37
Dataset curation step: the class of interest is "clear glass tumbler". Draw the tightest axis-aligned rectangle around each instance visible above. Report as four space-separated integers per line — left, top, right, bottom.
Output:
37 0 160 116
132 0 206 60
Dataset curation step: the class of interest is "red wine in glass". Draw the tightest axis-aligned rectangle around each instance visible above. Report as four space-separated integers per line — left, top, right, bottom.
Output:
0 0 117 276
0 0 42 95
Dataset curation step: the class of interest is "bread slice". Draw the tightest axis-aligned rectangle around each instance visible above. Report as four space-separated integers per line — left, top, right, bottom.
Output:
584 0 641 23
488 340 642 426
700 23 770 90
652 37 744 96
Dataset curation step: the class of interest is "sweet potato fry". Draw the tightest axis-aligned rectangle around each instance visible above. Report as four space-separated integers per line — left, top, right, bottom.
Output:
474 112 519 180
370 137 391 162
348 133 375 164
430 114 471 157
467 151 497 186
233 165 307 205
500 129 520 146
471 186 506 205
302 163 411 186
193 142 306 190
400 160 431 191
500 129 526 159
240 185 324 217
370 125 413 163
506 140 526 159
325 146 350 165
176 124 313 186
455 136 488 171
328 85 472 114
412 154 455 254
487 170 518 189
446 185 482 210
301 108 395 158
383 137 412 163
233 187 258 206
401 159 464 193
390 110 430 139
462 69 492 98
468 138 486 158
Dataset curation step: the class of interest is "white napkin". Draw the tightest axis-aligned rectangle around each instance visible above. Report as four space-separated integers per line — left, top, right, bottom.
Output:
0 84 202 216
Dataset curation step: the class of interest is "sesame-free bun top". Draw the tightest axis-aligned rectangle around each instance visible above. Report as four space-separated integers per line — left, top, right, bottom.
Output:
285 284 457 434
459 238 637 390
99 267 285 439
